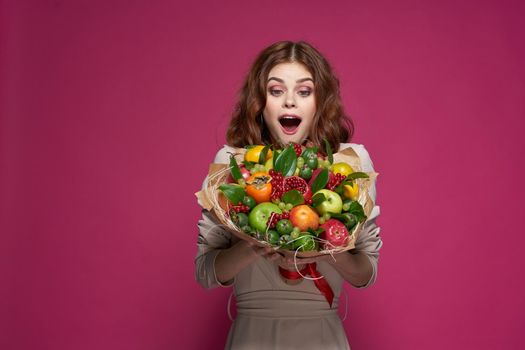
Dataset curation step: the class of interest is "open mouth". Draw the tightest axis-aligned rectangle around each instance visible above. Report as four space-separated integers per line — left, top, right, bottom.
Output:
278 115 302 135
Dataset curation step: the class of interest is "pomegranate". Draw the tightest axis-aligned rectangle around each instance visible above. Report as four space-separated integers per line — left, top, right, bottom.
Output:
308 168 336 189
284 176 313 201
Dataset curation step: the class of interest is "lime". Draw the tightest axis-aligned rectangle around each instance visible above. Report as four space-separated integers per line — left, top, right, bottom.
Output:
299 166 313 180
276 219 293 236
266 230 280 245
242 195 257 210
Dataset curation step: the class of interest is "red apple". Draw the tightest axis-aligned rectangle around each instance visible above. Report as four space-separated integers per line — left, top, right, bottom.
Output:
319 219 349 248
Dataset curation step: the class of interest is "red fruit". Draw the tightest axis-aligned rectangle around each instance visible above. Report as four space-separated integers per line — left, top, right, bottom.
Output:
320 219 349 248
292 143 302 157
227 165 251 183
290 205 319 231
284 176 312 201
269 169 285 200
308 168 336 189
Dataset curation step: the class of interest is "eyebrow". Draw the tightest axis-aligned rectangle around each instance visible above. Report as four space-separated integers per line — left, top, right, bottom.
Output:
267 77 314 84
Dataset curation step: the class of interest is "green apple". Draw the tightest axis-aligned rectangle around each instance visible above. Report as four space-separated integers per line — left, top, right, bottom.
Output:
314 189 343 215
248 202 282 233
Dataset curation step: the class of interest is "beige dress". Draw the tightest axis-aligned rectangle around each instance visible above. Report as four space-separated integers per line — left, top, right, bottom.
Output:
195 143 382 350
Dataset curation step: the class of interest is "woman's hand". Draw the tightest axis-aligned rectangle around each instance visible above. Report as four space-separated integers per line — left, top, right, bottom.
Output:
214 240 281 284
248 242 282 261
276 251 373 288
276 253 333 271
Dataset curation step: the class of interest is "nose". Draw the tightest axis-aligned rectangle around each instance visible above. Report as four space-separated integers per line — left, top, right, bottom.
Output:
284 92 296 108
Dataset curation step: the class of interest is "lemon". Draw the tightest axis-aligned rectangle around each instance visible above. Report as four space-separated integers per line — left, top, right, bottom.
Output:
244 145 273 163
343 183 359 200
331 162 354 177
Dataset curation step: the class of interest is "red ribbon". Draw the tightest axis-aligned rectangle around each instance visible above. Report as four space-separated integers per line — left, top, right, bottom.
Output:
279 262 334 307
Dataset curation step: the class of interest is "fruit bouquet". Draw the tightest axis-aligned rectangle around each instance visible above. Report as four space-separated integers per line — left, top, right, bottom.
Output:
196 142 378 258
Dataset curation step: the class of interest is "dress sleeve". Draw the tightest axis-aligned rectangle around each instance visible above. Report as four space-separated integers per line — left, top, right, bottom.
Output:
348 144 383 289
194 145 236 289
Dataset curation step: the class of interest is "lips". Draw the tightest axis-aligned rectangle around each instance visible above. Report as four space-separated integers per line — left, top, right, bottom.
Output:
278 115 302 135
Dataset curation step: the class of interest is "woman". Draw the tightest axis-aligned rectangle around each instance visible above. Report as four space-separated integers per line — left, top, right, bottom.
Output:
195 41 382 349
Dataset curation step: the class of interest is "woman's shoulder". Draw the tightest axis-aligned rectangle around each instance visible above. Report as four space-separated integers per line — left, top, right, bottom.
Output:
212 144 243 164
338 142 375 172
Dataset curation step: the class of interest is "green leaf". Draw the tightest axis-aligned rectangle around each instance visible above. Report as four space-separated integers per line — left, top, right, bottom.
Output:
273 145 297 177
229 154 242 181
334 184 344 196
311 168 329 193
258 145 271 164
281 189 304 206
312 192 326 207
346 172 369 181
348 201 367 223
324 139 333 164
330 213 358 231
243 161 256 171
218 184 246 206
308 227 325 237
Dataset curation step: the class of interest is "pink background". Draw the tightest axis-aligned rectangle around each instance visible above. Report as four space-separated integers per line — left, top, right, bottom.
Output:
1 0 524 349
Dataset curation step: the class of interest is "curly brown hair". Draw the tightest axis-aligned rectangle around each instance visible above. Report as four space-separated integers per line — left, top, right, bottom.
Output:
226 41 354 154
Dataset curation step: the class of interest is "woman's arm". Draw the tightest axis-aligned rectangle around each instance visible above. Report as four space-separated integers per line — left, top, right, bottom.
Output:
214 241 279 284
195 209 280 288
327 251 374 287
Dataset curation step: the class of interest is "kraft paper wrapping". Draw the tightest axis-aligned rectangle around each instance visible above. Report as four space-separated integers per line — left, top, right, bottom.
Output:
195 146 378 258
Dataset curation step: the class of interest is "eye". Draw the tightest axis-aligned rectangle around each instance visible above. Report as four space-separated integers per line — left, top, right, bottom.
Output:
269 88 284 96
298 89 312 97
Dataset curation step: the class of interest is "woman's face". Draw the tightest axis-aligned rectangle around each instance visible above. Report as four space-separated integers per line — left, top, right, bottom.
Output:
263 62 316 145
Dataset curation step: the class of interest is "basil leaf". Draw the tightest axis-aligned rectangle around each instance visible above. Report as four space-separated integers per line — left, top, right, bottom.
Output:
218 184 246 206
312 192 326 207
311 168 329 193
281 189 304 206
258 145 271 164
273 145 297 177
346 172 369 181
324 139 333 164
229 154 242 181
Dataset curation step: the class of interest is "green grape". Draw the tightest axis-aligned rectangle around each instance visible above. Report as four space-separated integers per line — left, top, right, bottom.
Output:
297 156 305 168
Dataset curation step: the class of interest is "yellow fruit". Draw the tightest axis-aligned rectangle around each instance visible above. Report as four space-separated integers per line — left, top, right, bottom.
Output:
343 183 359 200
245 145 273 163
331 162 353 177
265 157 274 171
